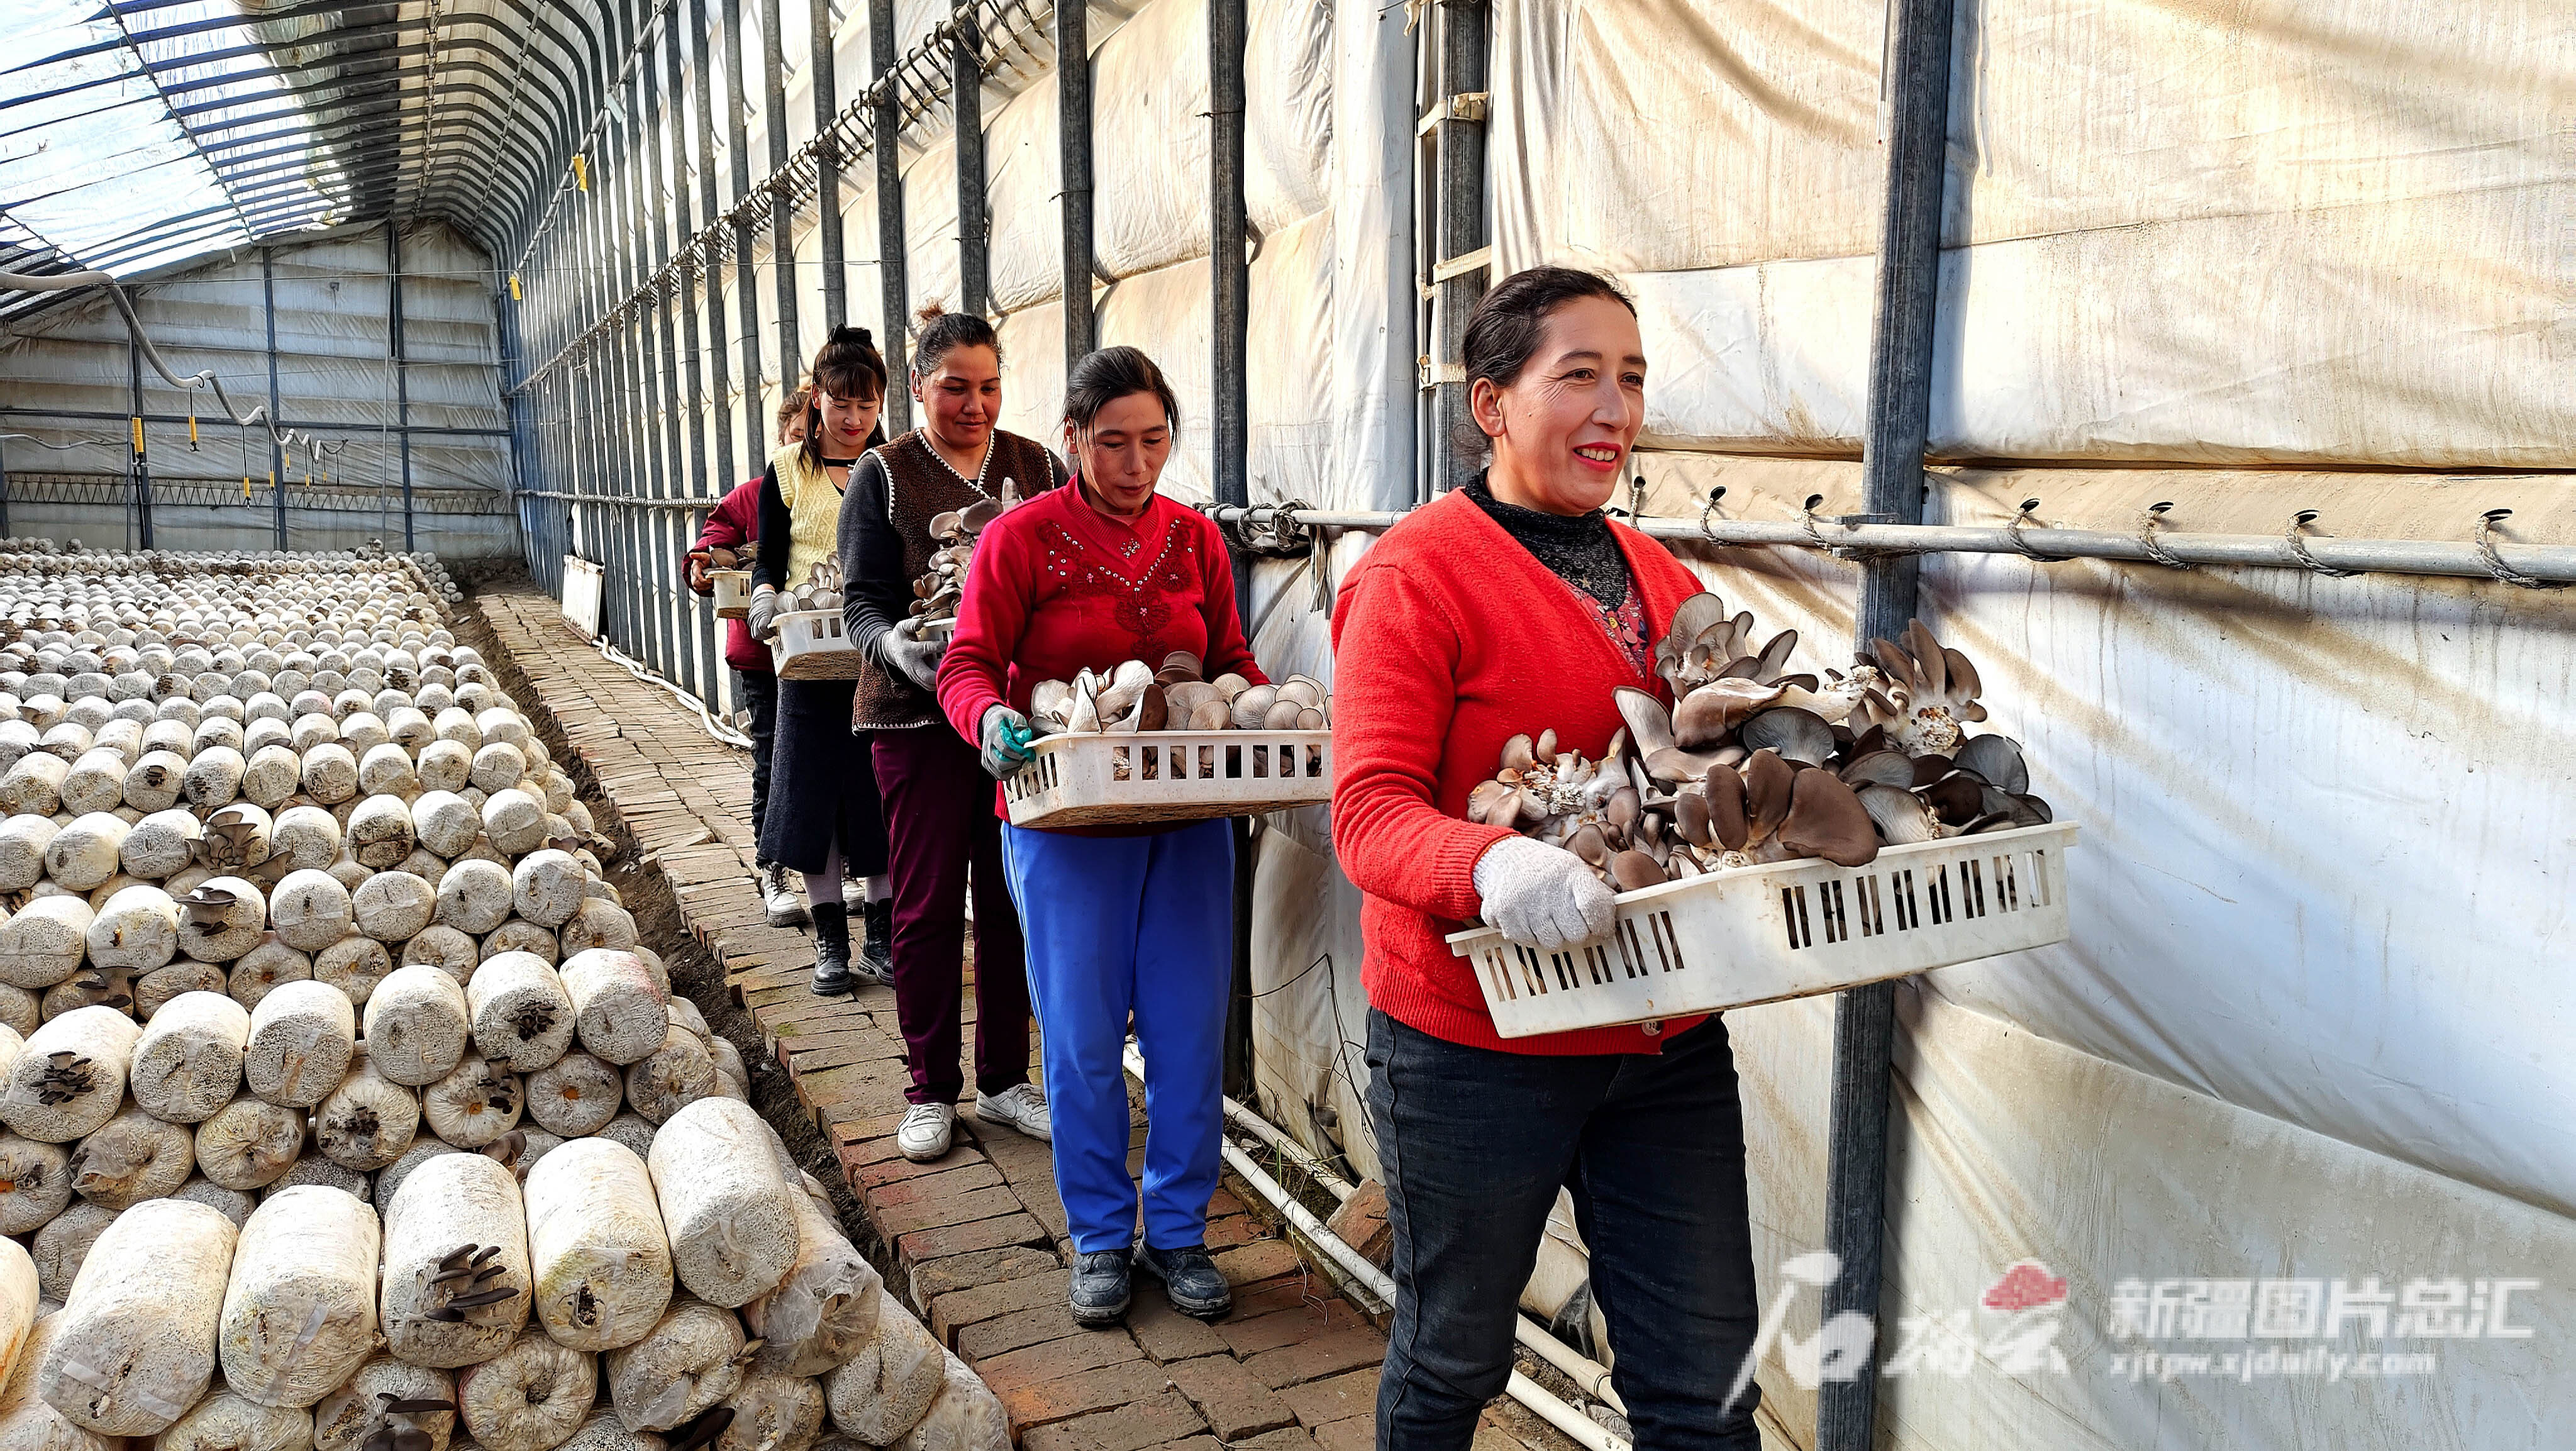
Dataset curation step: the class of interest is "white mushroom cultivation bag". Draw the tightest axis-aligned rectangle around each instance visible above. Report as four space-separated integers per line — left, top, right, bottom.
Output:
216 1185 382 1408
40 1198 239 1435
523 1138 671 1352
645 1098 799 1309
382 1150 532 1369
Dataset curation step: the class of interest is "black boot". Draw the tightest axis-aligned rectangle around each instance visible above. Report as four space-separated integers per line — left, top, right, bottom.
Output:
809 901 853 996
854 898 894 987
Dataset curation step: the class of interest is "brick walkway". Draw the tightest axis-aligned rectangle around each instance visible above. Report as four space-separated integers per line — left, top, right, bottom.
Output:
470 586 1584 1451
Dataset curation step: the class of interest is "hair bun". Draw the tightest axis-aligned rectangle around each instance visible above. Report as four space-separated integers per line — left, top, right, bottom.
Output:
828 323 874 348
914 302 947 325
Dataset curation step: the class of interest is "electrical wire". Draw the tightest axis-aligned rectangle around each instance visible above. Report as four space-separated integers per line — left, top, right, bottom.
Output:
0 267 357 473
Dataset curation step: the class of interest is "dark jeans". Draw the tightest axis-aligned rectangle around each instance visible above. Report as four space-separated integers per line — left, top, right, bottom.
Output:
1366 1009 1763 1451
736 668 779 852
874 725 1030 1106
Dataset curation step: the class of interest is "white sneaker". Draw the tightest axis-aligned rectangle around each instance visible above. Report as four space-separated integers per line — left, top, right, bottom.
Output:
896 1102 955 1162
974 1082 1052 1143
760 862 808 927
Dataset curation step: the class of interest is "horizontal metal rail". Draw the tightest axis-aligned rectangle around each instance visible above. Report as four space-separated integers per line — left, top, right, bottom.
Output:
1203 499 2576 589
516 489 715 509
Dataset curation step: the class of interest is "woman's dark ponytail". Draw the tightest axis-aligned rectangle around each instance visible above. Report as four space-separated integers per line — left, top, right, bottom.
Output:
910 303 1001 380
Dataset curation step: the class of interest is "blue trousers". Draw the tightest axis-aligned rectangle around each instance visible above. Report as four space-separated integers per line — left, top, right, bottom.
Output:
1002 818 1234 1255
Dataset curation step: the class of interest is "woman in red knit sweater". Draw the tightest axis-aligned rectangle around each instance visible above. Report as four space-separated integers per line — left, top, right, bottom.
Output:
936 346 1265 1329
1332 269 1762 1450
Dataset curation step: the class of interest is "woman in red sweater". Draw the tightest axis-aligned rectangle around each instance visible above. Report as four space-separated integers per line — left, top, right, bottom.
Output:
936 346 1265 1330
1331 269 1762 1450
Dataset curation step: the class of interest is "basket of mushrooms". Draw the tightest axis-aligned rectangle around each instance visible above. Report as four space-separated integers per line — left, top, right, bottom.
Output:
906 486 1024 644
703 549 752 621
1001 653 1332 829
767 558 862 681
1446 594 2077 1038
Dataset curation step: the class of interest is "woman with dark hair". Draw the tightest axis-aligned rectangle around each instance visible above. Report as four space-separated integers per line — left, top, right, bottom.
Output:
936 345 1264 1328
688 386 811 927
746 325 896 998
1331 267 1765 1450
839 303 1067 1164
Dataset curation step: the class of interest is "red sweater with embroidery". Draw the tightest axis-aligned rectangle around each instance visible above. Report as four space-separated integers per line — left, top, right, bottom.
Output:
1330 489 1708 1055
936 482 1267 830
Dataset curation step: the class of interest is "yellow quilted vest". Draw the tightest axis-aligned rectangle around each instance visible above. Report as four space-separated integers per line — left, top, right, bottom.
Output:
770 443 845 591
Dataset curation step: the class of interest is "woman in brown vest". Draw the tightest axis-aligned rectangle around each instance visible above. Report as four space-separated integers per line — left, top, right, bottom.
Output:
839 304 1067 1162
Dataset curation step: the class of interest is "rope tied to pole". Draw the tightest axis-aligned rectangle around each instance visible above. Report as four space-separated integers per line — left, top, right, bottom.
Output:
2006 498 2072 562
2135 501 2192 569
2284 509 2360 577
2473 508 2565 590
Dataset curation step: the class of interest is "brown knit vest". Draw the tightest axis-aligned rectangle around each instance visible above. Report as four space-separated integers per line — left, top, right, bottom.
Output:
850 428 1063 730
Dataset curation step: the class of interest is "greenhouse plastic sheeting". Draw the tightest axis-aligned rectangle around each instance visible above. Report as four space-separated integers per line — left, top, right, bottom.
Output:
1489 0 2576 467
1250 453 2576 1446
0 222 512 541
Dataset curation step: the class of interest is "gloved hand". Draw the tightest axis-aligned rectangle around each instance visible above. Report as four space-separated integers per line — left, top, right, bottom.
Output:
1472 836 1618 951
748 583 781 642
685 550 714 594
878 616 946 693
979 704 1036 780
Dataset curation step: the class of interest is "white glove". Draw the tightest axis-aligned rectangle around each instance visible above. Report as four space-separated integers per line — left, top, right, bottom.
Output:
748 583 781 642
1472 836 1618 951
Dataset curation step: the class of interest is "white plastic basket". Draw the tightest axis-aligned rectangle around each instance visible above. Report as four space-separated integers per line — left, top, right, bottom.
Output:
1005 728 1333 828
710 569 752 619
1448 821 2078 1038
770 608 865 680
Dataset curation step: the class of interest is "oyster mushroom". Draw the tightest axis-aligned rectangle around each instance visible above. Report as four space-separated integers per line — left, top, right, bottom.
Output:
1860 620 1988 754
1777 768 1879 867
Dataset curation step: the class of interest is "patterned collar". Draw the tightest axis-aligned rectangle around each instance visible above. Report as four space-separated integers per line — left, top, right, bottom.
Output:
920 430 995 497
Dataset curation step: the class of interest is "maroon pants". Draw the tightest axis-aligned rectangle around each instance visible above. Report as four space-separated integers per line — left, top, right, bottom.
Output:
873 725 1032 1106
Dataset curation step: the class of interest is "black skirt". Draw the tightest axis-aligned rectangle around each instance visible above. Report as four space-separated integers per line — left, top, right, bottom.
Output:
759 678 889 876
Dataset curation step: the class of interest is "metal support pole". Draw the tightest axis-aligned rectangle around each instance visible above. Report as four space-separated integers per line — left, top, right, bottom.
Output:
1209 0 1249 602
645 16 689 686
809 0 846 330
0 438 11 539
872 0 910 430
953 6 988 317
623 30 661 662
693 0 739 492
674 5 719 703
128 335 153 550
1055 0 1094 369
262 246 286 549
1819 3 1955 1448
761 0 800 394
722 0 769 467
1208 0 1253 1104
388 223 416 551
1431 0 1487 494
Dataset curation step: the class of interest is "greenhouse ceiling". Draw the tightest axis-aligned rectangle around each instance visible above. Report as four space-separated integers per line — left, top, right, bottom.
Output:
0 0 647 325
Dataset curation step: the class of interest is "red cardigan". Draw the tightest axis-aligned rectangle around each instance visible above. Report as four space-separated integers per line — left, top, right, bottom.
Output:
936 482 1267 827
692 477 770 674
1330 489 1708 1055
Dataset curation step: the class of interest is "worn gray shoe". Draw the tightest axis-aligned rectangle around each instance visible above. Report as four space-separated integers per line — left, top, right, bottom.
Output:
760 862 808 927
1133 1242 1231 1320
1069 1248 1133 1327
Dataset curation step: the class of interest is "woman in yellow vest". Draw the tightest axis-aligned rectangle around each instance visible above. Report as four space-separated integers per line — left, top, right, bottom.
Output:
746 325 894 994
